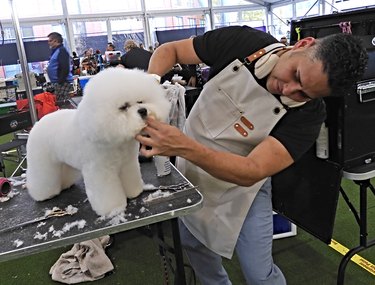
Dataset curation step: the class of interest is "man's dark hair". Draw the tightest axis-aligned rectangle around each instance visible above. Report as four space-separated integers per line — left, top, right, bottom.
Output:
313 33 368 96
47 32 63 44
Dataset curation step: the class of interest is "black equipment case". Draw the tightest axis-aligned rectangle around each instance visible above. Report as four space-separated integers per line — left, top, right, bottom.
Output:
272 8 375 244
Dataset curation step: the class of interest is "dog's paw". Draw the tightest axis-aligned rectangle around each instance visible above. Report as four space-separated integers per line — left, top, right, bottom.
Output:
94 202 127 218
105 207 127 219
126 186 143 199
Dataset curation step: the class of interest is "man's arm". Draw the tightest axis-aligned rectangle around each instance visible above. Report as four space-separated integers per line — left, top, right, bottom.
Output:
136 118 294 187
148 38 202 77
58 48 70 84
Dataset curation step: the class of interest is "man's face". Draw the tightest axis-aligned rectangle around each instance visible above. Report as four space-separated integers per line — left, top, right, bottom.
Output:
266 38 330 102
47 37 59 49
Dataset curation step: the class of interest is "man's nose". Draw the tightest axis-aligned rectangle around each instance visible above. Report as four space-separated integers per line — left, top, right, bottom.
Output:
282 82 300 96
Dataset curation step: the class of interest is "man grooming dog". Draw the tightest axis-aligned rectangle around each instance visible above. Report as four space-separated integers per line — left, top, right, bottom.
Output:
136 27 368 284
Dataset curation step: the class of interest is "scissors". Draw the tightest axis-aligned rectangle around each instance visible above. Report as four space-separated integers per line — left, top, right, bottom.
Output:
0 208 74 234
142 183 199 205
146 181 193 192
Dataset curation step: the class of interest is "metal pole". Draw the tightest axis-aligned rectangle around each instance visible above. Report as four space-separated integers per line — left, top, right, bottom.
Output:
207 0 214 30
141 0 152 49
61 0 75 53
9 0 38 125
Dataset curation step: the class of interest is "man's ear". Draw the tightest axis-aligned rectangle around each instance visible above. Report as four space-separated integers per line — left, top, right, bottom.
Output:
292 37 316 50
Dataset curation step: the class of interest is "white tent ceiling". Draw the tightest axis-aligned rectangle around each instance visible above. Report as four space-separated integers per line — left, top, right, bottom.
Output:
245 0 293 6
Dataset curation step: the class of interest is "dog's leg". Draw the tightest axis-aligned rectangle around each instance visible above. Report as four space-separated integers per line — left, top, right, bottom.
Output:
60 163 82 189
120 158 144 199
82 165 127 216
27 160 64 201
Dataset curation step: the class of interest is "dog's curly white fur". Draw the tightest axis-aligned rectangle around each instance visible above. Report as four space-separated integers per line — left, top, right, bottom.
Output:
26 68 171 216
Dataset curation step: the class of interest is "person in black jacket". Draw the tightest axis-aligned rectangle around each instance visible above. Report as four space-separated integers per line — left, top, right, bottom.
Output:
119 39 152 71
71 51 80 76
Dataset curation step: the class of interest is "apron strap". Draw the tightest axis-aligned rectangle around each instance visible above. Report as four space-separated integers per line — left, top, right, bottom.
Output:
244 43 287 65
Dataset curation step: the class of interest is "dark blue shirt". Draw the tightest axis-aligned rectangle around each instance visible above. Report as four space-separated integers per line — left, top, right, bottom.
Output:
47 44 73 84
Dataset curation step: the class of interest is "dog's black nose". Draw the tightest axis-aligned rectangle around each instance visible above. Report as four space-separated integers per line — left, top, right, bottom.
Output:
138 108 148 118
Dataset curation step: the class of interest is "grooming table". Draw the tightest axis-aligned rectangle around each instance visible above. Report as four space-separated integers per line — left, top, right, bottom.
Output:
0 161 203 284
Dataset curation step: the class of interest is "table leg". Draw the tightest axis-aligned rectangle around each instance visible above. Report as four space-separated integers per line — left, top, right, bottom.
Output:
156 223 171 285
171 218 187 285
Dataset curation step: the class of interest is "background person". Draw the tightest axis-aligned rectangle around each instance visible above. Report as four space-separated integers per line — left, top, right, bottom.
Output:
46 32 73 103
80 49 97 75
181 64 200 87
119 39 152 71
136 26 368 285
95 49 104 73
106 42 116 51
103 43 116 65
71 51 80 76
160 63 198 86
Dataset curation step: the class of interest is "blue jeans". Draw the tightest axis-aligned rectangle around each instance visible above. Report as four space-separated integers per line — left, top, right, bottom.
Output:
179 177 286 285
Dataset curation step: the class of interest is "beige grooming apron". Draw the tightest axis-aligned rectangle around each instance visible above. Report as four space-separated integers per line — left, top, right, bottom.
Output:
177 58 287 259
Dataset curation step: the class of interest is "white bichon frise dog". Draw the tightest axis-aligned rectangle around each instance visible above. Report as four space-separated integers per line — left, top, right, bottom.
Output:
26 68 171 216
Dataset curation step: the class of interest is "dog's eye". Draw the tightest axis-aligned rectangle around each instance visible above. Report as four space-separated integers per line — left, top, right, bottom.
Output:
119 102 130 111
137 101 143 104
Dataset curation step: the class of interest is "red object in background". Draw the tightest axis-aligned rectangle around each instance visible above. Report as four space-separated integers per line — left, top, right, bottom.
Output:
0 177 11 197
16 92 58 120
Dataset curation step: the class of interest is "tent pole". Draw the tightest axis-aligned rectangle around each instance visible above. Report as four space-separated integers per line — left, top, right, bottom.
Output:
9 0 38 125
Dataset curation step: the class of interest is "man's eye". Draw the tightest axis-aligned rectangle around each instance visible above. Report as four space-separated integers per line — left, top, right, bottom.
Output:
296 71 302 83
137 101 143 104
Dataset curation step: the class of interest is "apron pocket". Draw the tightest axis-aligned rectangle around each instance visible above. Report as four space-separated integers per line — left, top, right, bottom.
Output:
198 82 243 139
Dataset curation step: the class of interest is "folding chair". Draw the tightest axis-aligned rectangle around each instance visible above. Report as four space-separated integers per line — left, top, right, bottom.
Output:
0 110 32 177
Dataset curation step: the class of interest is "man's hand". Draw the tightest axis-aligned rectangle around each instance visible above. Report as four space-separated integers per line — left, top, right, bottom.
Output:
135 117 189 157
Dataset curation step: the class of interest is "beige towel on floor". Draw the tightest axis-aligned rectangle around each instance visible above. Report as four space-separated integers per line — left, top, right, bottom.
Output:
49 236 114 284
